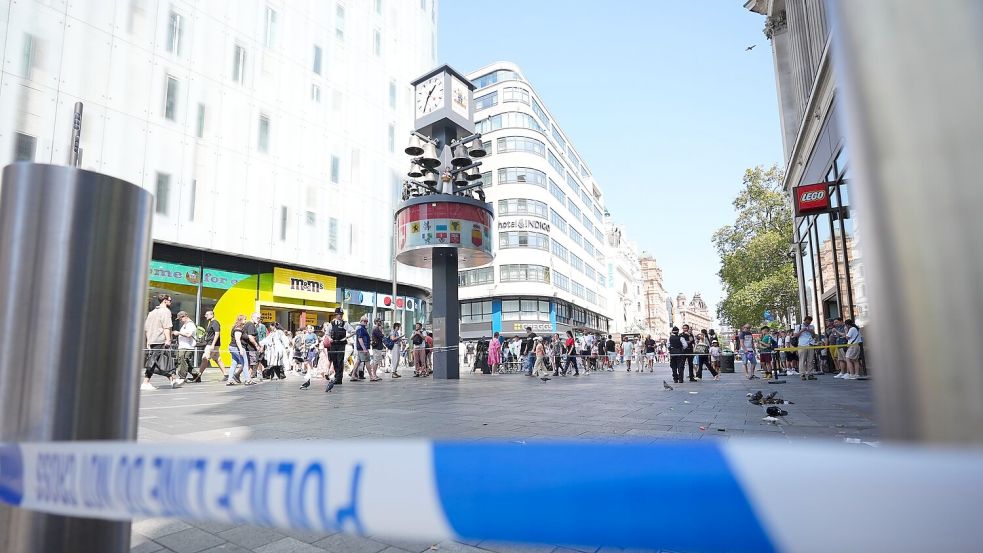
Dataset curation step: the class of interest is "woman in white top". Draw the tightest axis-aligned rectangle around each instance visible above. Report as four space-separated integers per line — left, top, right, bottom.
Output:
842 319 864 379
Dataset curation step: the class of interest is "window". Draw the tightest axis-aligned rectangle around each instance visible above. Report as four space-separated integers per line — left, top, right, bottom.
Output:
566 171 581 194
555 300 571 323
373 29 381 56
312 84 321 102
582 218 595 238
583 241 596 259
585 265 597 282
568 202 582 224
154 172 170 215
188 179 196 222
585 289 597 305
531 98 549 127
163 76 178 121
481 140 492 157
258 115 270 152
480 171 492 186
313 45 322 75
554 271 570 292
279 206 288 240
502 299 550 322
264 6 277 48
461 300 493 323
387 124 395 153
581 189 593 210
497 136 545 157
499 231 549 251
549 179 566 205
570 253 585 273
328 217 338 251
567 144 581 168
502 86 530 104
547 150 564 175
500 264 550 283
594 227 604 242
498 198 548 218
551 125 565 150
335 4 345 40
389 80 396 109
305 210 316 226
195 103 205 137
470 69 520 89
21 34 36 78
166 11 182 55
550 209 568 234
476 112 543 134
580 163 589 178
376 0 383 14
569 228 584 249
232 44 245 84
593 204 604 221
474 91 497 111
459 267 494 287
551 240 569 263
13 132 36 161
572 281 586 299
330 155 340 183
497 167 546 187
420 0 426 8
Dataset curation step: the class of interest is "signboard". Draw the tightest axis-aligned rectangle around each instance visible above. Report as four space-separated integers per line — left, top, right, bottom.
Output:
149 261 250 290
344 289 376 307
202 268 250 290
291 311 319 329
376 294 418 311
395 201 493 267
497 219 550 233
794 182 832 216
510 322 555 332
260 309 276 324
272 267 337 302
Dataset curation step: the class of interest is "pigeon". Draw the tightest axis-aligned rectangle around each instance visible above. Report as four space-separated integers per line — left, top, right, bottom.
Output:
749 391 763 402
324 379 335 392
766 406 788 417
746 44 757 51
663 380 674 391
299 379 311 390
766 391 778 400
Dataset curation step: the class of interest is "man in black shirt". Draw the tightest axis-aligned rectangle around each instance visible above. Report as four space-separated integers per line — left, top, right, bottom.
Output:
680 324 696 382
520 327 537 376
644 334 657 372
195 310 225 382
605 335 616 370
668 327 684 383
242 313 262 383
327 308 355 388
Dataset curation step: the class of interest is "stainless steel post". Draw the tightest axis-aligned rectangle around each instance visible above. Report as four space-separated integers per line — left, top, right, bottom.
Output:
830 1 983 443
0 163 154 551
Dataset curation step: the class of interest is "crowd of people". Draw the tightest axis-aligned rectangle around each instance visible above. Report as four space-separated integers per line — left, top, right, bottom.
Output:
144 293 866 390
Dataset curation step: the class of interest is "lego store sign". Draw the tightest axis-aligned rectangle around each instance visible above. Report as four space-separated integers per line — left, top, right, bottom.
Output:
794 182 831 216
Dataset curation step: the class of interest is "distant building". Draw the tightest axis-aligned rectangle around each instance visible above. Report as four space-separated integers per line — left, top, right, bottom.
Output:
603 224 645 337
639 255 670 340
675 292 713 333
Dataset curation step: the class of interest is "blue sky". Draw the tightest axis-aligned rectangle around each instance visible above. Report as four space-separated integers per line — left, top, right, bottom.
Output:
438 1 783 315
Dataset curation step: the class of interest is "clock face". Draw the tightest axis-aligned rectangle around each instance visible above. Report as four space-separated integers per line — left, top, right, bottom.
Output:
450 76 470 118
415 75 444 117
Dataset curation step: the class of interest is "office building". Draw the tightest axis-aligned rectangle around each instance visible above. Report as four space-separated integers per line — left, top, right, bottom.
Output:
603 223 645 337
457 62 611 339
1 0 439 341
639 255 671 340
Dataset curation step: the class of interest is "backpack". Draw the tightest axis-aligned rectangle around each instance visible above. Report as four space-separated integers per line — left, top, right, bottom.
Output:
330 320 347 341
790 335 799 347
383 334 395 350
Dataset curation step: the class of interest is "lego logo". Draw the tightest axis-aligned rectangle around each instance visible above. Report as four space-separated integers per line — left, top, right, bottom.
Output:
800 191 825 202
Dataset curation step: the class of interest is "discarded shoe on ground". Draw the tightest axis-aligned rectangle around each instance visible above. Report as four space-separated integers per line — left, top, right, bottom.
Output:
766 406 789 417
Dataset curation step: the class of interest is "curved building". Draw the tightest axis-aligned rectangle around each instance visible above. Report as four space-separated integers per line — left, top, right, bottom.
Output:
458 62 611 339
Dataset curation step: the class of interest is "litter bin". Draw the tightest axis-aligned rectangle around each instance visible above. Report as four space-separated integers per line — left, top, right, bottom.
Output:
720 350 735 373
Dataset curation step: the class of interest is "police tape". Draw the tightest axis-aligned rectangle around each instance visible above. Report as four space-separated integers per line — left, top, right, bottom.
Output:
1 440 981 552
774 343 855 352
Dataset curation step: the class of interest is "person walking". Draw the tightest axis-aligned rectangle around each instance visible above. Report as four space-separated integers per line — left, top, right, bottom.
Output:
841 319 864 379
561 330 579 376
261 322 287 379
644 334 656 372
534 337 550 381
411 323 427 377
240 313 263 383
758 326 776 379
521 326 537 376
368 318 386 382
351 315 371 382
667 327 684 384
388 322 404 378
738 324 758 380
694 329 717 380
551 333 562 376
196 310 225 382
326 308 354 387
680 324 696 382
623 339 634 372
793 316 817 380
605 335 617 371
709 340 722 380
142 294 182 390
172 310 197 382
487 331 502 374
227 315 252 386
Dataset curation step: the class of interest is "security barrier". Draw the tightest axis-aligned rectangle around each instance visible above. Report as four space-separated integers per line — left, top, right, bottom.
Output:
1 439 982 552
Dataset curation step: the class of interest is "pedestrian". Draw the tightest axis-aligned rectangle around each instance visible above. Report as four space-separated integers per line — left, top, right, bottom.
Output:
680 324 696 382
784 328 799 374
560 330 577 376
487 331 502 374
758 326 776 379
142 294 183 390
709 340 722 380
327 308 354 387
351 315 371 381
388 322 404 378
253 316 268 380
227 314 251 386
172 311 197 383
738 324 758 380
551 333 562 376
605 334 617 370
411 323 427 376
695 329 717 380
840 319 864 379
425 331 434 375
644 334 656 372
521 326 537 376
829 318 848 377
623 339 634 372
238 313 263 385
534 337 550 381
667 327 684 384
261 322 287 379
196 310 225 382
775 330 787 372
793 316 817 380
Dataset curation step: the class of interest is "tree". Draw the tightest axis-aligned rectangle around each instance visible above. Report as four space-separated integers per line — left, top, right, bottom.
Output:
713 165 798 328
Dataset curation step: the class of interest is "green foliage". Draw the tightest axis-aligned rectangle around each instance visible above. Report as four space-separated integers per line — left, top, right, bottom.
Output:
713 165 798 328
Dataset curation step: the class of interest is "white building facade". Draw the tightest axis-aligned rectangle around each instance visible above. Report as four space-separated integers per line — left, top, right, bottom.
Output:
603 224 645 337
457 62 611 339
1 0 438 336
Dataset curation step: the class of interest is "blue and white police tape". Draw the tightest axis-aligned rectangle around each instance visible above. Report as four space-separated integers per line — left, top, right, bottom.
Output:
1 440 981 553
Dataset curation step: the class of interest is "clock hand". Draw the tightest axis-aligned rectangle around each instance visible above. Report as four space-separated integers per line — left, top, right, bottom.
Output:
423 83 438 109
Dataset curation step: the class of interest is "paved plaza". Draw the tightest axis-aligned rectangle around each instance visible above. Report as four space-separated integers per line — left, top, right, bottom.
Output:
131 364 878 553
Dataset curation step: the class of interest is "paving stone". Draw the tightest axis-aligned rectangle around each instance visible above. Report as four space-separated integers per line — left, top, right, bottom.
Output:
219 526 287 549
131 533 165 553
133 519 193 539
255 537 328 553
313 533 387 553
155 527 227 553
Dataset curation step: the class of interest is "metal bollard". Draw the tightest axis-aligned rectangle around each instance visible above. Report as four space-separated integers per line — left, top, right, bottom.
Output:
0 163 153 552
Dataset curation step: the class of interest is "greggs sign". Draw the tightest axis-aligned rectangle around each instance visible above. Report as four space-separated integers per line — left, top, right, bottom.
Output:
794 182 831 216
